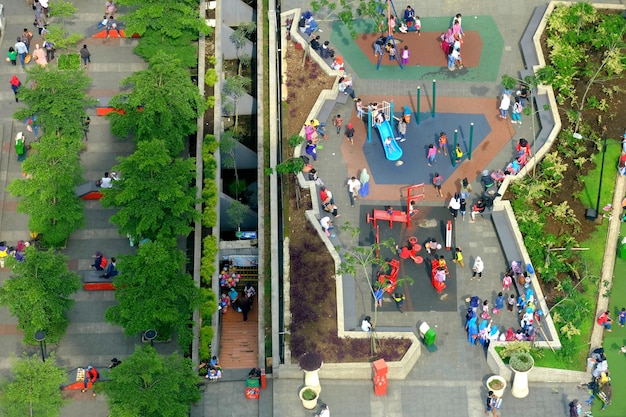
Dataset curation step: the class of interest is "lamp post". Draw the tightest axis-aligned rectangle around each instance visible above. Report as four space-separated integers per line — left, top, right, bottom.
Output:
34 330 46 362
573 132 607 221
144 329 157 346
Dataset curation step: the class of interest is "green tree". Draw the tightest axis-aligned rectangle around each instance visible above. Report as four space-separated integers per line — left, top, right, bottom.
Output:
0 248 80 344
14 66 93 141
230 22 256 76
107 52 207 154
45 0 83 51
105 240 203 350
101 139 198 241
8 136 84 247
0 353 67 417
337 222 413 353
102 345 200 417
115 0 212 67
222 74 251 131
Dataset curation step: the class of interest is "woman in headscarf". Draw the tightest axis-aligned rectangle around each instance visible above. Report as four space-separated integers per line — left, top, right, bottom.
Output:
358 168 370 198
32 44 47 67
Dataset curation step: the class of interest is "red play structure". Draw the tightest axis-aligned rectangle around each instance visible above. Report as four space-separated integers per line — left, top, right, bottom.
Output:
430 258 448 293
366 184 424 229
377 259 400 294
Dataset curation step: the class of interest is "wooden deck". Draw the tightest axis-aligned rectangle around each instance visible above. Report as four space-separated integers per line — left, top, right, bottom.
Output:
218 300 259 369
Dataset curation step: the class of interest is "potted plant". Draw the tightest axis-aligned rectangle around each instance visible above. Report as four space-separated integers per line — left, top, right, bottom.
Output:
509 352 534 398
298 386 320 409
299 352 324 391
486 375 507 398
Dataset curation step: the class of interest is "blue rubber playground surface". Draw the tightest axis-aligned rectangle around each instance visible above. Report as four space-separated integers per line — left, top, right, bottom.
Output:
363 112 491 185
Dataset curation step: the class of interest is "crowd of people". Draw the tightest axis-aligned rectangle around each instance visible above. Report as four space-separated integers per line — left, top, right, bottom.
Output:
440 14 465 71
0 240 30 266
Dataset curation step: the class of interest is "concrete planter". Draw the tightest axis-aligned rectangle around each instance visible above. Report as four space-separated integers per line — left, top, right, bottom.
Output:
304 366 322 391
486 375 507 398
299 386 320 409
510 353 534 398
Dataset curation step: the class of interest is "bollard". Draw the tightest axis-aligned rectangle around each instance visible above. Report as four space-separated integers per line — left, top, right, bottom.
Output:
417 86 421 125
468 123 474 160
431 79 437 118
452 129 458 167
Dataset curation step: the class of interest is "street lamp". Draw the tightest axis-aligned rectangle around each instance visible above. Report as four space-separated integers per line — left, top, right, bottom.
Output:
144 329 157 347
573 132 606 221
34 330 46 362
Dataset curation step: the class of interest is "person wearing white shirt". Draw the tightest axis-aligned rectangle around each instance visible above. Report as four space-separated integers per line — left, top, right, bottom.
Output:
99 172 113 188
361 316 373 332
347 176 361 207
315 404 330 417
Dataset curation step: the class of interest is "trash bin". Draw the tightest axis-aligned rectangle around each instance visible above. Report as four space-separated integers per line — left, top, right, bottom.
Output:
424 328 437 346
618 236 626 259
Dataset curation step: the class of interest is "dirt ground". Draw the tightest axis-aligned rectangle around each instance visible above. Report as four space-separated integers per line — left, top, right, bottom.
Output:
282 41 411 363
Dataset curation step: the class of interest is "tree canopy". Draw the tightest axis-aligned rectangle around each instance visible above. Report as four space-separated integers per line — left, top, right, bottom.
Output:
102 345 200 417
101 139 198 241
0 248 80 344
0 353 67 417
105 240 203 349
107 52 207 154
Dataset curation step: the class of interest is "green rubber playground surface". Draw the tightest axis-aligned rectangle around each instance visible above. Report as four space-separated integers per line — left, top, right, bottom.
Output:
331 16 504 82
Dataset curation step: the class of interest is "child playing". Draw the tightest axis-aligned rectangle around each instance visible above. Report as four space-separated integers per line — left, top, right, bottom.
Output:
511 97 523 124
356 99 364 119
494 292 505 313
393 293 405 313
427 144 437 166
502 273 512 291
438 131 448 156
415 16 421 35
482 300 490 319
387 43 396 61
619 307 626 327
401 45 410 65
460 198 467 221
333 114 343 135
453 247 464 267
507 294 516 312
455 144 463 163
433 172 444 198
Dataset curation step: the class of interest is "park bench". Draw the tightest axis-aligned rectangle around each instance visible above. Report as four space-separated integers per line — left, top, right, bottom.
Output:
82 270 115 291
75 181 103 200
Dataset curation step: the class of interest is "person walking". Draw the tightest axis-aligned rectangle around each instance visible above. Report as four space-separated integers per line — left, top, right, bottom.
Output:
397 117 407 142
332 114 343 135
427 144 437 166
472 256 484 281
448 192 461 218
358 168 370 198
22 28 33 52
14 38 28 68
344 123 355 145
347 176 361 207
485 391 497 417
80 45 91 68
10 75 22 103
499 93 511 120
453 247 464 267
7 47 17 66
432 172 443 198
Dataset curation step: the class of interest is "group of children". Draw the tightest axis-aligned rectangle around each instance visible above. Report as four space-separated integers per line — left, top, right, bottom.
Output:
426 131 464 166
440 14 465 71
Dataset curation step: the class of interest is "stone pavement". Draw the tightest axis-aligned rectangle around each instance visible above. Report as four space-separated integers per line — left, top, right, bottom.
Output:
0 1 173 416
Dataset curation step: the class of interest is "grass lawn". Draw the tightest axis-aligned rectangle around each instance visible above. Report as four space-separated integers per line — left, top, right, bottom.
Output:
590 241 626 415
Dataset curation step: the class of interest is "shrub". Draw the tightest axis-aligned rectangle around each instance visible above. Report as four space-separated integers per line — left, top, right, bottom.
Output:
509 352 534 372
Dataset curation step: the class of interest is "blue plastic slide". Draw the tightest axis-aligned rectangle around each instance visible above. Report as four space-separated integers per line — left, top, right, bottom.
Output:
375 120 403 161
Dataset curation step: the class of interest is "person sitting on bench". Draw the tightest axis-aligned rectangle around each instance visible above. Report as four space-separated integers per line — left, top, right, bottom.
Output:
101 257 118 278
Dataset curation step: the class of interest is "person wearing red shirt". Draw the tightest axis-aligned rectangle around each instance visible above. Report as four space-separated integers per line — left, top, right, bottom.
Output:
82 365 99 393
597 311 613 332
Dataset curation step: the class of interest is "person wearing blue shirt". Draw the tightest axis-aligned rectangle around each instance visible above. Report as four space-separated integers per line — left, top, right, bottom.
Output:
101 257 118 278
